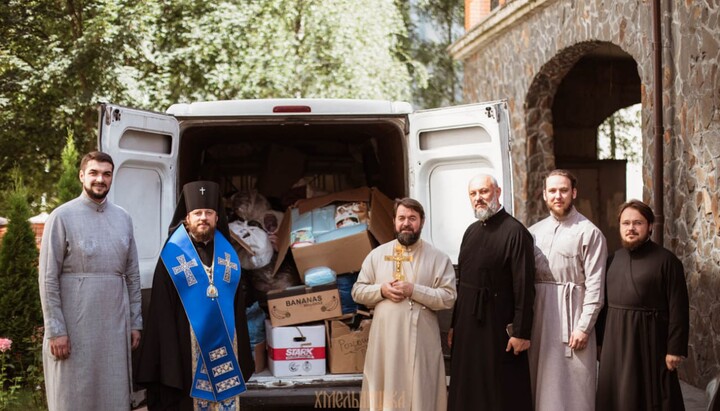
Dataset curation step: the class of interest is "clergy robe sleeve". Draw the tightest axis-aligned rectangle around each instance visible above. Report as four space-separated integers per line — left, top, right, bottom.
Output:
352 252 384 307
38 213 68 338
576 228 607 333
450 232 470 329
125 233 143 330
509 228 535 339
665 255 689 357
410 256 457 311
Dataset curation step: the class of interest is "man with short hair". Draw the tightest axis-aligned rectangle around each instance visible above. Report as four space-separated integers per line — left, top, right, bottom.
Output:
137 181 254 411
597 200 689 411
447 173 535 411
352 197 456 411
527 169 607 411
39 151 142 411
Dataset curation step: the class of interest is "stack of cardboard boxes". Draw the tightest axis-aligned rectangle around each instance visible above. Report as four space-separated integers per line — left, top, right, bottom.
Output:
263 187 393 377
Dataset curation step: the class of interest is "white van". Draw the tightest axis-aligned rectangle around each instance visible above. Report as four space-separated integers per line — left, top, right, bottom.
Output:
99 98 512 407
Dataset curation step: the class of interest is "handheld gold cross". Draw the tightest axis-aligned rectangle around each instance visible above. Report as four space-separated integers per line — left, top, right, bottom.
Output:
384 244 412 281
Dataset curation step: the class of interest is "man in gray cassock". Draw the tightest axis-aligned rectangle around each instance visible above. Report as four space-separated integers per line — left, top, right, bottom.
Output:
39 151 142 411
527 169 607 411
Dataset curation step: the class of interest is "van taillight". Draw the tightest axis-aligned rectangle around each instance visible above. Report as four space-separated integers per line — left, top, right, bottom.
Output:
273 105 311 113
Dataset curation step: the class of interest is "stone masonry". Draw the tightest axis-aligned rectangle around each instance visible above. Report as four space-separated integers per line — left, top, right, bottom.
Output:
451 0 720 387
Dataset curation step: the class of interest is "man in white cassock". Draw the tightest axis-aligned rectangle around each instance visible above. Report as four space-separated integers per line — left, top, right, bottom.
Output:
527 169 607 411
352 197 456 411
39 151 142 411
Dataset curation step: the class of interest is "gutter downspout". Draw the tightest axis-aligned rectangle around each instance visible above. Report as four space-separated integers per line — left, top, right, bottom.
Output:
652 0 664 244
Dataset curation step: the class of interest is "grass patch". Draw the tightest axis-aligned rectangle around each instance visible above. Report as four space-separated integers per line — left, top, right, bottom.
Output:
3 388 46 411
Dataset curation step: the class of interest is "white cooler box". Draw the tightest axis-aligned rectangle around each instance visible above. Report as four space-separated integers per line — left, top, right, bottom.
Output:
266 320 326 377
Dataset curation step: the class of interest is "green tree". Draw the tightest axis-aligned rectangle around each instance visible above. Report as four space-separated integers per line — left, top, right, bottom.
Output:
408 0 464 109
1 0 422 204
597 104 641 164
142 0 417 105
0 1 154 202
0 169 42 377
53 130 81 211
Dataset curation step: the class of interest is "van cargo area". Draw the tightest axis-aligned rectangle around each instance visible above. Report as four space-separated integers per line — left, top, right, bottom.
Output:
175 118 408 201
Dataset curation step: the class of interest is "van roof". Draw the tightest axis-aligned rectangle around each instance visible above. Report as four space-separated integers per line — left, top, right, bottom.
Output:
166 99 413 117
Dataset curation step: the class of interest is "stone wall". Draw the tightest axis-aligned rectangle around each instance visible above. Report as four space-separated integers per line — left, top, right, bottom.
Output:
451 0 720 387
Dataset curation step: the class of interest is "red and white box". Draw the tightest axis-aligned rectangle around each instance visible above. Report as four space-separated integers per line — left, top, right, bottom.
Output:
266 320 326 377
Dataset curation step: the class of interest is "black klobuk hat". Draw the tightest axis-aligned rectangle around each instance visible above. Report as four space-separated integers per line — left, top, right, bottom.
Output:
183 181 220 212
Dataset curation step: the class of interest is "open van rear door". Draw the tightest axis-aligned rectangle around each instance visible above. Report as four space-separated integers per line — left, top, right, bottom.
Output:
98 103 179 288
408 101 513 263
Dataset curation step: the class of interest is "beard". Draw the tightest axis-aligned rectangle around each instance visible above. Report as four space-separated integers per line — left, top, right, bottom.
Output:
621 231 651 250
188 222 215 243
474 197 501 222
396 227 421 246
84 183 109 200
548 200 573 218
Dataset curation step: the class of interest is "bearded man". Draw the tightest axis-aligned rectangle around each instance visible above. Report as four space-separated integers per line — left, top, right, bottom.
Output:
447 173 535 411
39 151 142 411
527 169 607 411
596 200 689 411
352 197 456 411
137 181 254 411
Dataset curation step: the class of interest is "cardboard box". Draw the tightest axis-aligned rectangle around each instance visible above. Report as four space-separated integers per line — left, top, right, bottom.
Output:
273 187 395 279
267 283 342 327
253 341 267 373
325 317 371 374
266 320 326 377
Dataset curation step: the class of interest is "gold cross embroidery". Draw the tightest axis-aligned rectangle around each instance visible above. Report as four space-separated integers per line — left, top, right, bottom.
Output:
384 244 412 281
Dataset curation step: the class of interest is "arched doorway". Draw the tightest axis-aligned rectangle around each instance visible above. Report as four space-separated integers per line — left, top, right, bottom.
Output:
525 42 641 251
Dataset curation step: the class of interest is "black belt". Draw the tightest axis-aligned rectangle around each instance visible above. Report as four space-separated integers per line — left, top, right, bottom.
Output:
459 281 491 323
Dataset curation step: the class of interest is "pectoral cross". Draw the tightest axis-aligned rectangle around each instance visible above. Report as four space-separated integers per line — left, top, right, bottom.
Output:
384 244 412 281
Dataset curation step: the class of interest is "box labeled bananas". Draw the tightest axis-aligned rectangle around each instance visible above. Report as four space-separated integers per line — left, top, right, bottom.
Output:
267 283 342 327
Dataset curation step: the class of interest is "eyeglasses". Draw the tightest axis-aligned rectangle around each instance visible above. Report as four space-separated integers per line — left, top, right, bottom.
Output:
620 220 647 227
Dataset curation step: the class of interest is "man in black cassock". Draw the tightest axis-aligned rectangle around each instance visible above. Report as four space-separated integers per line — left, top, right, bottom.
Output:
596 200 689 411
447 174 535 411
136 181 254 411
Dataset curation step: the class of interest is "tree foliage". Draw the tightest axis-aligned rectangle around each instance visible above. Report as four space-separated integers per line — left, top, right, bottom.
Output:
1 1 421 208
408 0 464 109
0 169 42 376
0 1 152 205
53 130 81 211
597 104 641 164
143 0 416 105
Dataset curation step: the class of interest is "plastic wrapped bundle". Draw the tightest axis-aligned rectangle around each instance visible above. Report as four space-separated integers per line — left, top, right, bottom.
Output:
303 266 337 287
231 189 272 224
334 202 369 228
228 220 273 269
